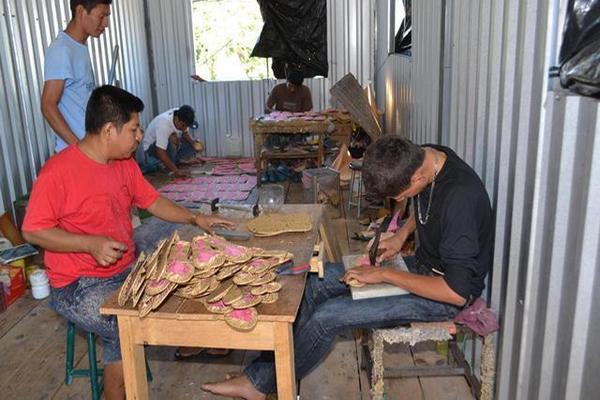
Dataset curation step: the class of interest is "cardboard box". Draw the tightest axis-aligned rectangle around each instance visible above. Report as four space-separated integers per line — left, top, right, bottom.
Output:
0 263 26 307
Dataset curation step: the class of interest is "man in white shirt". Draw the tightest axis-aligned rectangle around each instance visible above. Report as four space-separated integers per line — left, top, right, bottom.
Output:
142 105 204 177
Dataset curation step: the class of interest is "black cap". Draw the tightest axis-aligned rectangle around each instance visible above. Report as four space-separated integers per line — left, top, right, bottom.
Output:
175 105 198 129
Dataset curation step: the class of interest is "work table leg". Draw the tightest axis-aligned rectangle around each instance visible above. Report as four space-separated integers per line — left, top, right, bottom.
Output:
274 322 297 400
118 316 149 400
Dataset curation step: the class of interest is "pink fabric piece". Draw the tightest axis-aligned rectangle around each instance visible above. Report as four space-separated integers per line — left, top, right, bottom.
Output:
387 211 401 232
168 261 193 275
208 300 228 309
228 308 254 322
454 298 500 336
193 242 218 262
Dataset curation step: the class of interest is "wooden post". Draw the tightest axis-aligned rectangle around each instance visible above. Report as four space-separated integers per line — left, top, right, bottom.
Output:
117 316 149 400
274 322 296 400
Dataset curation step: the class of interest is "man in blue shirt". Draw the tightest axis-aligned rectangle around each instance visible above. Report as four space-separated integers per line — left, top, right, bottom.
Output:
41 0 111 153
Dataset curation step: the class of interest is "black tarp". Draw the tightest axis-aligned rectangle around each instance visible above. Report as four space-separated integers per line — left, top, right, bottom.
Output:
251 0 328 78
559 0 600 97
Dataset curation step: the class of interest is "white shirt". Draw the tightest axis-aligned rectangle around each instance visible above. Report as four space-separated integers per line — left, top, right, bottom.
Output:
142 108 183 151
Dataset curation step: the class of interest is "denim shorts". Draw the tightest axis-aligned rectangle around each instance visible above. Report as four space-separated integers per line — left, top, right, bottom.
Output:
50 268 130 364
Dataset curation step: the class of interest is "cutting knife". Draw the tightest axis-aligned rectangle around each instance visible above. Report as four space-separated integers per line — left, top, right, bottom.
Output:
369 225 382 265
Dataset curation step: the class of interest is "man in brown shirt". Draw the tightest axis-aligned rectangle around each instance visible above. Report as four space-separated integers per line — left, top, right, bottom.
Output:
265 70 313 113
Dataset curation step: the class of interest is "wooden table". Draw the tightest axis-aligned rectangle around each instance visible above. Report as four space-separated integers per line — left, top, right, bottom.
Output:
250 118 331 186
101 205 336 400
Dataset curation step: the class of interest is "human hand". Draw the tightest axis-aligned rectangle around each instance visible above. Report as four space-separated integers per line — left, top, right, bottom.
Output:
87 236 128 267
377 232 406 263
193 215 235 234
174 169 190 179
341 266 386 285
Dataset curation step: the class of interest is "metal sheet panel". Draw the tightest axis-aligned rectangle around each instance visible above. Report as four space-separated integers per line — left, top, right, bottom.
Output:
375 0 443 142
378 0 600 399
147 0 375 157
0 0 153 217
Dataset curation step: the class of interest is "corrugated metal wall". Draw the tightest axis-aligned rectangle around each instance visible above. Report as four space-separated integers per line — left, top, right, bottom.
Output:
0 0 153 217
374 0 443 141
147 0 375 157
378 0 600 398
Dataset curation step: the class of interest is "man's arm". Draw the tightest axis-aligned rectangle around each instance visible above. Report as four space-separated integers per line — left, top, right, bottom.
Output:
41 80 79 145
22 228 127 267
182 131 197 148
343 267 466 306
145 196 234 233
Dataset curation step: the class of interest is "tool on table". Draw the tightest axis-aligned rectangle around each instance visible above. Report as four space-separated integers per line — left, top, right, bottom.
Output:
195 198 219 212
277 260 310 276
212 228 252 241
216 202 260 217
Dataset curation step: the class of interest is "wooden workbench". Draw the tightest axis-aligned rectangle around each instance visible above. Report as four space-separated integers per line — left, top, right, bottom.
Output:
101 204 338 400
250 118 331 186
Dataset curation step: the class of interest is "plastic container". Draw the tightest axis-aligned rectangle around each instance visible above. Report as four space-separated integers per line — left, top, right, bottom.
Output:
258 185 284 213
29 269 50 300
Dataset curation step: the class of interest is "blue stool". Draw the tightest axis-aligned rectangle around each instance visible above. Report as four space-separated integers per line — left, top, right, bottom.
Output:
65 320 152 400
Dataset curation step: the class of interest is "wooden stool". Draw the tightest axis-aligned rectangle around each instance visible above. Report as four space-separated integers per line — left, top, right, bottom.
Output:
65 320 152 400
363 321 495 400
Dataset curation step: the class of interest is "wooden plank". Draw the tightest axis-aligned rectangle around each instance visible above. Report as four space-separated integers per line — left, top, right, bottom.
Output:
384 343 425 400
330 73 382 140
412 342 475 400
0 294 40 339
0 304 89 399
0 299 61 387
300 333 362 400
146 346 247 399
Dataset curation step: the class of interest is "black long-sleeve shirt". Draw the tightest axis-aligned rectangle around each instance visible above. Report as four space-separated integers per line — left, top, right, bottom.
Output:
414 145 493 300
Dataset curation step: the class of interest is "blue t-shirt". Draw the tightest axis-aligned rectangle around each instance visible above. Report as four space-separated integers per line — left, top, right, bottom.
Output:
44 31 96 152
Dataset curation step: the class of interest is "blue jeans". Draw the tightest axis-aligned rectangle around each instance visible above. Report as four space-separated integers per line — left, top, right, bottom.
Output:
50 268 130 364
244 258 460 394
144 140 196 169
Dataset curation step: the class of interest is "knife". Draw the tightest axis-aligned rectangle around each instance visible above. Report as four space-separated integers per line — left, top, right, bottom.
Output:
369 225 382 265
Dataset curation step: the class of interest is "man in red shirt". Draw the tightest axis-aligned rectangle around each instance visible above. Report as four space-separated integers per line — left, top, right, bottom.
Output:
22 85 233 400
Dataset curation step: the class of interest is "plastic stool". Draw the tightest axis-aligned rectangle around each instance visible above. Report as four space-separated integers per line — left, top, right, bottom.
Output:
65 320 153 400
347 160 364 218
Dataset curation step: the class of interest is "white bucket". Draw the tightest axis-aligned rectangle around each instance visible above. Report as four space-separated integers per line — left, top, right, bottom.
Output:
29 269 50 300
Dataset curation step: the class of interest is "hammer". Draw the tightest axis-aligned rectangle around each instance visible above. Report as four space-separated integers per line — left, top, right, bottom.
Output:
195 197 219 212
216 202 260 217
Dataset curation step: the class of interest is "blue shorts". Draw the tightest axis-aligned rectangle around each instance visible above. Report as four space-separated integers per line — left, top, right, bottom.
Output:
50 268 130 364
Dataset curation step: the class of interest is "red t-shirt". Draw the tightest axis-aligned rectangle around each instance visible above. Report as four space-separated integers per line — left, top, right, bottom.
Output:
22 145 159 288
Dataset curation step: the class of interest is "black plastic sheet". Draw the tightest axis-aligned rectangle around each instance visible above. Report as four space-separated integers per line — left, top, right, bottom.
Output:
251 0 328 78
559 0 600 97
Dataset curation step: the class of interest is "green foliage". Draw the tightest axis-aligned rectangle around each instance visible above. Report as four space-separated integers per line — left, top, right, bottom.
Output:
192 0 268 81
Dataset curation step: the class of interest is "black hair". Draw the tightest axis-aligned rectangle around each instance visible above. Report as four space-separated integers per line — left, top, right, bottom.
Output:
173 105 196 127
287 70 304 86
70 0 112 18
85 85 144 134
362 135 425 198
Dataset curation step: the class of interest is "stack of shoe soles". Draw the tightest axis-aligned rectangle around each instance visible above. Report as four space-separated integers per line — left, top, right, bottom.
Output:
118 231 290 331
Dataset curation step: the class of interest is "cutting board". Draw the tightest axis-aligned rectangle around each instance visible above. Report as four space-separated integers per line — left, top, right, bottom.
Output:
343 254 409 300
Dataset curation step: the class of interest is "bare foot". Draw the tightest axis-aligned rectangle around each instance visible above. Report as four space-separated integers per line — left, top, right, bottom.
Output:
201 375 266 400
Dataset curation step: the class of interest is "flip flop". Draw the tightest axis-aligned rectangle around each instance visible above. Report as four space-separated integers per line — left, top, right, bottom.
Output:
174 348 232 361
